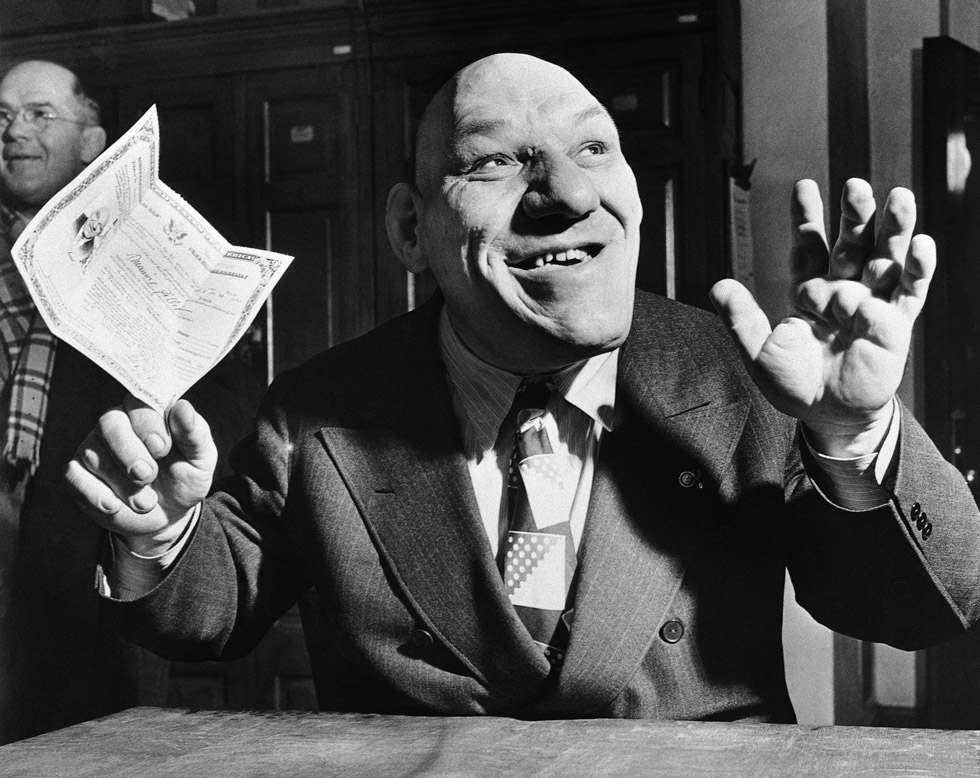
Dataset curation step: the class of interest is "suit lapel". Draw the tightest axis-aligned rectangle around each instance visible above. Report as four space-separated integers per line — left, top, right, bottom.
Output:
318 300 551 704
533 296 751 713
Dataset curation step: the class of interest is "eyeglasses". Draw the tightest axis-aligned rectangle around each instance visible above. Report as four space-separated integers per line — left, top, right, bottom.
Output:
0 107 91 134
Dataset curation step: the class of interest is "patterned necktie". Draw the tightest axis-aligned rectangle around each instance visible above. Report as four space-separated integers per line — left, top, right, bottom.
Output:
501 376 577 669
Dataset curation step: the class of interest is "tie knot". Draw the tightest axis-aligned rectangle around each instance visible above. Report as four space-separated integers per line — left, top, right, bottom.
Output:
515 376 553 413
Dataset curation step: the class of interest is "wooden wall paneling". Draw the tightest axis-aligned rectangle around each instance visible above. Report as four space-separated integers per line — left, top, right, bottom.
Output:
115 75 245 245
246 61 373 376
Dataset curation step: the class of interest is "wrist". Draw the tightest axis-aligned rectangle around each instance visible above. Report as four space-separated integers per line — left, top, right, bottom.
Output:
802 398 897 458
117 506 197 557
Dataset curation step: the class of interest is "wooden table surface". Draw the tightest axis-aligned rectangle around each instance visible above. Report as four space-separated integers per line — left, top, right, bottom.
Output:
1 707 978 777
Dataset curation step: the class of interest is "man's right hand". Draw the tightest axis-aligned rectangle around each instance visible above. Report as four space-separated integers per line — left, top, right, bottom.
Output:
66 394 217 556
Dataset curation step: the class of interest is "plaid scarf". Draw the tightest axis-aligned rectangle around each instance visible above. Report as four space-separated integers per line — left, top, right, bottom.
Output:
0 203 57 486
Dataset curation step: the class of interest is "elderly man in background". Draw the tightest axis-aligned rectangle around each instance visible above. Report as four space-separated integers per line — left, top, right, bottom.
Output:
0 60 256 744
70 54 980 723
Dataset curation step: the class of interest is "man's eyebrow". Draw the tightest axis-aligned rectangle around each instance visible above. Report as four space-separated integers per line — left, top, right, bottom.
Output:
576 103 614 124
0 101 56 112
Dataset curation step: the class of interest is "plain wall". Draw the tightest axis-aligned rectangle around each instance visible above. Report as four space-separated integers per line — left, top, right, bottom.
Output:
743 0 980 725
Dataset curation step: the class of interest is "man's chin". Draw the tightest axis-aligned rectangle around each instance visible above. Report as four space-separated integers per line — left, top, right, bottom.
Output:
516 317 633 371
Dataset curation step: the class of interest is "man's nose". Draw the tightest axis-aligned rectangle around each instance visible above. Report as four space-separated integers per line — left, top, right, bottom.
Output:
521 153 600 220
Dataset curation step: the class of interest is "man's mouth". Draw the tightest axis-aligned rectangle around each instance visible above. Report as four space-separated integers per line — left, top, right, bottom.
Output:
3 153 40 164
508 245 601 271
2 144 40 161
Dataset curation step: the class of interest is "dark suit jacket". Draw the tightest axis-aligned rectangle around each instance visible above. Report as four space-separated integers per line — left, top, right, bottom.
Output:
0 342 259 744
112 290 980 722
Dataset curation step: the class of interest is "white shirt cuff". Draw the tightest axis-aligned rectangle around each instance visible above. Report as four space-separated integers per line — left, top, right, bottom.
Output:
97 504 201 601
802 397 900 511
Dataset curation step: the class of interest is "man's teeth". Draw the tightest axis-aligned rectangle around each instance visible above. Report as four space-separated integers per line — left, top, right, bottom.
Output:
525 248 592 269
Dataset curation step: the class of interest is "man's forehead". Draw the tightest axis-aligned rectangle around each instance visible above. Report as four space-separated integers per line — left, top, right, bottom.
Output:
451 101 611 145
0 64 75 107
450 86 611 142
448 55 611 137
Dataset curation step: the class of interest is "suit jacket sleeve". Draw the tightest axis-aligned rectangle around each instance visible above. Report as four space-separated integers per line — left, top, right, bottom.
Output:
784 401 980 649
109 375 309 661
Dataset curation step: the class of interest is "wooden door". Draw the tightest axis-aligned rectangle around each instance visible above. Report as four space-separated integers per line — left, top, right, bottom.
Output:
921 34 980 729
245 63 374 378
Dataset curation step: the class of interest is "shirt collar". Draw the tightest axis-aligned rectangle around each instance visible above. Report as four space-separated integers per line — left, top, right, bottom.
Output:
438 308 618 457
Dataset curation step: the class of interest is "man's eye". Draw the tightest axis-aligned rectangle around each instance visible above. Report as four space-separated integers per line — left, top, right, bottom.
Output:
470 155 513 173
579 142 607 156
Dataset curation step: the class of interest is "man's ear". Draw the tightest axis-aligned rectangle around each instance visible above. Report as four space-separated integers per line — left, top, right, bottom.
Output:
385 182 428 273
79 126 107 164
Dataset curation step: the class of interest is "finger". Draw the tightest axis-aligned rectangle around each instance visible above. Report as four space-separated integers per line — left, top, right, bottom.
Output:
829 178 876 279
75 431 160 514
791 179 830 288
810 280 872 331
892 233 936 322
710 278 773 362
96 407 159 485
65 459 166 537
873 187 916 264
123 393 172 460
65 457 125 519
860 257 903 295
168 399 218 473
860 187 917 297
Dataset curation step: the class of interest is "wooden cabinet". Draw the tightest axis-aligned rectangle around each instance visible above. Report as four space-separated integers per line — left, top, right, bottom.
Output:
0 0 740 711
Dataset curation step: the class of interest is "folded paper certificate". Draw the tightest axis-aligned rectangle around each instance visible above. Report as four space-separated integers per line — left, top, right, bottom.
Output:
11 105 293 412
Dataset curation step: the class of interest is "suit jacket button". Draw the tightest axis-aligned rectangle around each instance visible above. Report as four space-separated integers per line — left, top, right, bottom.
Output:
679 471 698 488
409 627 435 653
660 619 685 644
916 510 929 530
910 502 922 520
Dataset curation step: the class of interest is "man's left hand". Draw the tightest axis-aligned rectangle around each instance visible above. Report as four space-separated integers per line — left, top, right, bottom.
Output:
710 177 934 457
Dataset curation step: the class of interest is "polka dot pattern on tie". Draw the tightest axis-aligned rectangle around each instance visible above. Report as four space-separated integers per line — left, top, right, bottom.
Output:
504 531 567 610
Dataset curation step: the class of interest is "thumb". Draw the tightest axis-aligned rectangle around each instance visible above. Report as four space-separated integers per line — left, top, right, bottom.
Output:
709 278 772 363
167 398 217 473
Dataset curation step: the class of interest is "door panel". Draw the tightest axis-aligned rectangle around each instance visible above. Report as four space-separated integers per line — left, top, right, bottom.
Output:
248 64 373 378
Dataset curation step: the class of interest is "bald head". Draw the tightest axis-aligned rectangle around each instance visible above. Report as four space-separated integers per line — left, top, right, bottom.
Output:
414 54 612 196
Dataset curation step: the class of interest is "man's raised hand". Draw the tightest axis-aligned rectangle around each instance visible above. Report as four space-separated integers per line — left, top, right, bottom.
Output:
65 395 216 556
710 178 935 456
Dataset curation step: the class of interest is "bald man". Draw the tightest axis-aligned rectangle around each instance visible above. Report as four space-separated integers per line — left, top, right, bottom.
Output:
0 61 257 743
68 53 980 723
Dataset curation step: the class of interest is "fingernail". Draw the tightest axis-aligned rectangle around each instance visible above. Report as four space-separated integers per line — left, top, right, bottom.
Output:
144 434 166 457
130 461 152 482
